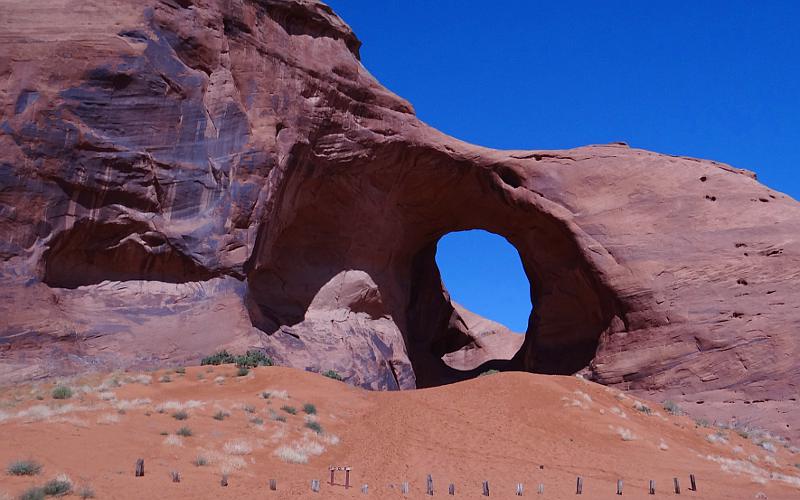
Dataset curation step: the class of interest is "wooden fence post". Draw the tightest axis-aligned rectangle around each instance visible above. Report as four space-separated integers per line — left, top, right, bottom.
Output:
576 477 583 495
345 467 351 489
135 459 144 477
448 483 455 495
269 479 277 491
516 483 524 495
673 478 680 494
616 479 623 495
427 474 434 495
689 474 697 491
482 480 490 496
648 480 655 495
329 467 335 485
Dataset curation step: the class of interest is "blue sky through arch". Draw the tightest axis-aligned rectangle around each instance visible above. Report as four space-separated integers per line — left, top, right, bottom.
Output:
435 230 531 333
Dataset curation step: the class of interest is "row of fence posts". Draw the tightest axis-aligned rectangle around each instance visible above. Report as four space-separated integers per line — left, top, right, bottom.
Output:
134 459 698 495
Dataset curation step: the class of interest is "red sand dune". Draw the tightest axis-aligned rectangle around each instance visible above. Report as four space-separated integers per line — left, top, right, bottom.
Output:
1 367 798 499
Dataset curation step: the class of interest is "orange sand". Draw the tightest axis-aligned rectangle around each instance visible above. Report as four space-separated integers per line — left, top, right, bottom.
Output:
1 367 798 499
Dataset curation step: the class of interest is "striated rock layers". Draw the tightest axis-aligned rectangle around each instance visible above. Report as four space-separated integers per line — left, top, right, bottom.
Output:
1 1 798 438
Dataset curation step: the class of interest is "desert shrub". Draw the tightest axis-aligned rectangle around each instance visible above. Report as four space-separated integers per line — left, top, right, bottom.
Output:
281 405 297 415
51 386 72 400
633 401 653 415
302 403 317 415
662 400 683 415
321 370 343 381
159 375 171 383
18 487 45 500
305 421 323 434
213 410 229 421
6 459 42 476
695 418 710 428
193 456 208 467
175 367 186 375
235 350 273 368
176 426 193 437
223 440 252 455
250 416 264 425
42 477 72 496
77 485 95 499
269 410 286 423
243 405 255 413
236 366 250 377
159 431 169 436
479 369 499 377
201 350 273 368
172 410 189 420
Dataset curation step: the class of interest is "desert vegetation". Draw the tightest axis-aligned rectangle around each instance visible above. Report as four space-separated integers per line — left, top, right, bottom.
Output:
6 459 42 476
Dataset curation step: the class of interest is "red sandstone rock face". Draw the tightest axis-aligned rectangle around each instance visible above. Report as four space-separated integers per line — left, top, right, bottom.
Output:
1 0 799 438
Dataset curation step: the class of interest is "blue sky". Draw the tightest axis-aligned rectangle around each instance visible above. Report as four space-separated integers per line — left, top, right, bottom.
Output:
327 0 799 332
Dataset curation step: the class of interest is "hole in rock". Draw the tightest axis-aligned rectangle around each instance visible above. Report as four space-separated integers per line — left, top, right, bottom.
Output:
435 230 530 373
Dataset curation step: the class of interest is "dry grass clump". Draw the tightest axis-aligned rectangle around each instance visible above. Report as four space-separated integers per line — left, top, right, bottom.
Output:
662 400 683 415
274 437 326 464
172 410 189 420
610 425 637 441
632 400 653 415
51 386 73 400
609 406 628 419
97 413 120 425
97 391 116 401
42 474 72 496
125 374 152 385
6 459 42 476
706 431 729 445
193 456 208 467
281 405 297 415
223 439 252 456
213 410 230 421
114 398 151 411
176 426 193 437
260 389 289 400
163 435 183 447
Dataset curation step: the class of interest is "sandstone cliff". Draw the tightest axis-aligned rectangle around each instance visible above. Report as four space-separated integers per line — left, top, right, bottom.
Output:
1 0 798 439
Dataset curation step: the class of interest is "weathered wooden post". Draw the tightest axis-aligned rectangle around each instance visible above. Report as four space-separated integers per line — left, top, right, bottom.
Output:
576 477 583 495
329 466 335 485
616 479 623 495
689 474 697 491
269 479 277 491
516 483 524 496
482 480 490 496
135 459 144 477
427 474 434 495
537 483 544 495
448 483 455 495
648 480 655 495
673 478 680 494
345 467 351 489
221 474 228 487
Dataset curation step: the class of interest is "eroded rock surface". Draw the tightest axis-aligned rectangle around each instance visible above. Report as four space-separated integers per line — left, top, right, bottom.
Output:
1 0 799 438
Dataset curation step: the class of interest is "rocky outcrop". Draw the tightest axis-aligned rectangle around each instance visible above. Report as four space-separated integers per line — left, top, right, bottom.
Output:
1 0 799 438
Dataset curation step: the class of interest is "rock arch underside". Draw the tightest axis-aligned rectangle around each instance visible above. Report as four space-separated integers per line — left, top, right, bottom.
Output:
1 0 799 439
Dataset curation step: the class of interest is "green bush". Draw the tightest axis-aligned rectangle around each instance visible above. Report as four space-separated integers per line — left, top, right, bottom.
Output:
6 459 42 476
176 426 193 437
236 366 250 377
175 367 186 375
305 421 323 434
213 410 229 421
51 386 72 400
321 370 343 381
172 410 189 420
269 410 286 423
280 405 297 415
43 478 72 496
249 416 264 425
201 350 273 368
302 403 317 415
19 487 45 500
479 369 499 377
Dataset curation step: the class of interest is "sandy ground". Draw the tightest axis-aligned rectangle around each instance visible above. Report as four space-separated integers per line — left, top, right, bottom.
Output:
0 367 798 499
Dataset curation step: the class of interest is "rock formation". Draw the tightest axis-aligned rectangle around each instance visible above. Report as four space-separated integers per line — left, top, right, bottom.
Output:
1 0 798 438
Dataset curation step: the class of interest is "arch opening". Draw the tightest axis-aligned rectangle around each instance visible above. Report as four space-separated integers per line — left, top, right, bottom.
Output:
434 230 530 372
